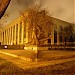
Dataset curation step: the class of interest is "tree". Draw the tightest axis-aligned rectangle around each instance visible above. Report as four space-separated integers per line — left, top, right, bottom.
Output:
0 0 11 18
23 7 53 45
59 24 74 45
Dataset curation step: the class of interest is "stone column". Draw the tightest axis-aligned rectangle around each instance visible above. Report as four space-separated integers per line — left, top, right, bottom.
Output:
8 29 10 45
10 28 11 45
2 32 3 45
3 31 4 45
14 25 16 44
0 33 2 44
5 30 7 45
21 21 24 44
1 33 2 45
18 23 20 45
51 26 54 45
0 33 1 44
8 29 9 45
4 31 5 45
2 32 3 44
6 30 8 45
26 23 29 43
11 26 13 45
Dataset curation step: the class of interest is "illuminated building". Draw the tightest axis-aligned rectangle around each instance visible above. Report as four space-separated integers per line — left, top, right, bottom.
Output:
0 11 73 50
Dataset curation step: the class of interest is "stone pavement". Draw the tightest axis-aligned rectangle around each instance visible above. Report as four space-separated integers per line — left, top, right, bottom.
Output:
0 49 75 70
0 49 75 61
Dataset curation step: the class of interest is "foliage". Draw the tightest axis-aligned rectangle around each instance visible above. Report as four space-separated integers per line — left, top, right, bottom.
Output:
59 24 75 43
23 6 53 45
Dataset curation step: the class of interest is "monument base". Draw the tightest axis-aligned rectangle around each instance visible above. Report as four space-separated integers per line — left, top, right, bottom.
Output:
24 45 48 51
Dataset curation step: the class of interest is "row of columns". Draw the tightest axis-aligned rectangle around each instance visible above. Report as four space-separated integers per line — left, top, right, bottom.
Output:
0 21 60 45
0 20 25 45
51 25 60 45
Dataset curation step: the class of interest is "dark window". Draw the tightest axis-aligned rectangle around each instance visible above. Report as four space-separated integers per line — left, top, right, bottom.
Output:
54 31 57 43
48 39 51 43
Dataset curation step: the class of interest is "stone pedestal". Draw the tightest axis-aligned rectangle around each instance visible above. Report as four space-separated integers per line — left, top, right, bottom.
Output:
24 45 48 50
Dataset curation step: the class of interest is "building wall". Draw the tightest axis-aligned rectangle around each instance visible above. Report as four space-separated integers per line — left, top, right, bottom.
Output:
0 13 72 46
0 16 24 45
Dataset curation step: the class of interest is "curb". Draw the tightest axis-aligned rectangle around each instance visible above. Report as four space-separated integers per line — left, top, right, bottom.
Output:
0 51 32 62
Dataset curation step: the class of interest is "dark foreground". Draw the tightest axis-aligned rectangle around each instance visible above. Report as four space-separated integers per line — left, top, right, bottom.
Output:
0 57 75 75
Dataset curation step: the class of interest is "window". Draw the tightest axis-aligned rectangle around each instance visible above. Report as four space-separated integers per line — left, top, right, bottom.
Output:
54 30 57 43
59 26 63 42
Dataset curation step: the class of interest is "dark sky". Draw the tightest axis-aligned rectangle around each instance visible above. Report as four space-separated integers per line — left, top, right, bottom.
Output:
0 0 74 27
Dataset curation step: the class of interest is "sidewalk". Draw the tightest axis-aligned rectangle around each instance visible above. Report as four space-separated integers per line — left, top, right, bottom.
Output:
0 49 75 61
0 51 75 70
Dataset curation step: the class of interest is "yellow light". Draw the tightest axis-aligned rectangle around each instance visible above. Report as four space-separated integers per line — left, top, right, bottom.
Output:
11 42 13 45
4 46 7 48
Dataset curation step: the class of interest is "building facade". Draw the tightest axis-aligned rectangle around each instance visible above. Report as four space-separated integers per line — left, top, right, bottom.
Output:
0 11 73 50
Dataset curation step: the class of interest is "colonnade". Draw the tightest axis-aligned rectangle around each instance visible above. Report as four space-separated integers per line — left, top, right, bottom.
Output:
0 20 27 45
0 18 60 46
0 24 60 45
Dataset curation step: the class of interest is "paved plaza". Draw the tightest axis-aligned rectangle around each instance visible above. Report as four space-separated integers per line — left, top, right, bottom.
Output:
0 49 75 75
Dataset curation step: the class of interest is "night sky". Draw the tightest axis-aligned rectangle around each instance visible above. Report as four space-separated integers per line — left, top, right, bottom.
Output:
0 0 74 27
